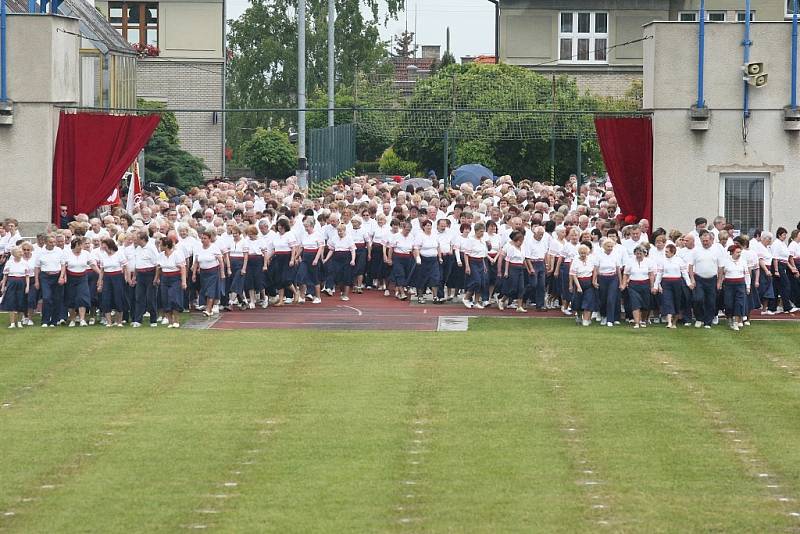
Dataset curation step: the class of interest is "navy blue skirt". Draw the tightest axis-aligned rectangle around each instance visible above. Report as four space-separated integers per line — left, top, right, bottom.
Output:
391 255 416 287
724 281 748 317
1 278 27 312
88 271 100 308
244 256 265 292
627 281 652 311
368 244 387 280
198 268 222 302
26 283 39 310
416 255 440 290
448 259 466 290
353 247 368 277
465 258 488 293
758 269 775 300
503 264 527 300
160 273 184 312
660 278 683 316
227 257 246 295
571 278 598 312
269 253 295 290
295 251 321 287
331 251 354 286
100 273 126 313
559 262 573 301
65 273 91 309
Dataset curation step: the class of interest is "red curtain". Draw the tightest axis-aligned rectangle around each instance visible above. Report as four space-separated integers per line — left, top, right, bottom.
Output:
52 112 160 221
594 117 653 226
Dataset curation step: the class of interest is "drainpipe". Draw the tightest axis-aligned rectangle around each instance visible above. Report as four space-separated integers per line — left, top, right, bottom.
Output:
792 0 798 110
486 0 499 64
742 0 752 118
696 0 705 108
27 0 35 13
1 0 7 104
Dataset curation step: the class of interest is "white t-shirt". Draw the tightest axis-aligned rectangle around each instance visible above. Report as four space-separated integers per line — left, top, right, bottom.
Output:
35 247 66 273
3 258 32 277
193 244 222 269
98 250 128 273
65 250 96 274
157 250 186 273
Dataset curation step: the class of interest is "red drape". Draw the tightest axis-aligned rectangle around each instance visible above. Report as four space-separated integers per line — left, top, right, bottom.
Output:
594 117 653 227
52 112 160 221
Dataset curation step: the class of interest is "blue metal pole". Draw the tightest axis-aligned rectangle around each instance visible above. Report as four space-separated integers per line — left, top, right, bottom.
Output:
743 0 752 118
697 0 705 108
792 0 798 110
1 0 7 104
27 0 35 13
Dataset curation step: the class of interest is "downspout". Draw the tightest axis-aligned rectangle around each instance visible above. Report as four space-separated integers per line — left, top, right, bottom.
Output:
486 0 499 63
792 0 797 110
742 0 752 118
1 0 7 104
27 0 34 13
697 0 705 108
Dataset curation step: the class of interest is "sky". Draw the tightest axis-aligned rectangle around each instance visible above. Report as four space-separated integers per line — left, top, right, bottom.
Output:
224 0 496 60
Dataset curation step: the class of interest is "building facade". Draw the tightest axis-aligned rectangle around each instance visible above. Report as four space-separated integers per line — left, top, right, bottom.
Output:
499 0 791 98
95 0 225 179
644 21 800 233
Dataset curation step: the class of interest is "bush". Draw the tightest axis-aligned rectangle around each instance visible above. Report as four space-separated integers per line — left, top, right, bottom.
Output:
378 147 418 176
355 161 380 174
240 128 297 180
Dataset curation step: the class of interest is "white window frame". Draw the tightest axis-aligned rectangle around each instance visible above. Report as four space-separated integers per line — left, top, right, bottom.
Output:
706 11 726 22
718 173 770 234
677 11 728 22
736 11 755 22
558 11 609 65
787 1 799 18
678 11 697 22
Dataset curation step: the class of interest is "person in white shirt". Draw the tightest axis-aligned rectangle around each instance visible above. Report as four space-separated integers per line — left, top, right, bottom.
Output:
224 225 248 310
524 226 549 310
435 219 455 302
34 235 66 327
499 230 530 313
97 238 129 327
387 221 416 301
595 238 624 326
688 231 724 328
369 214 391 291
655 244 693 329
155 236 187 328
192 229 225 317
569 244 598 325
1 247 31 329
554 228 579 316
242 225 268 308
621 246 657 329
64 238 100 327
770 227 800 313
449 223 472 300
268 218 300 306
295 217 325 304
413 219 441 304
717 244 751 331
754 231 777 313
350 217 370 293
130 230 160 327
463 222 489 309
20 242 38 326
322 224 356 301
485 221 503 307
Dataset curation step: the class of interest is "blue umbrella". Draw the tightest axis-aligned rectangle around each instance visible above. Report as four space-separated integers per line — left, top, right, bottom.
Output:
451 164 495 188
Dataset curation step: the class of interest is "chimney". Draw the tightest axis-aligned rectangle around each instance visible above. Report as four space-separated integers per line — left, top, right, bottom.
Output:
421 45 441 60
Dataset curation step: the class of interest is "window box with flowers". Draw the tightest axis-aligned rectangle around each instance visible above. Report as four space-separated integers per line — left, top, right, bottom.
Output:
133 43 160 58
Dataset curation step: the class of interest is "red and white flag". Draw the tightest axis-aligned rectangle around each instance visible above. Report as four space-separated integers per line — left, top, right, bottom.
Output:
102 187 121 206
126 161 143 214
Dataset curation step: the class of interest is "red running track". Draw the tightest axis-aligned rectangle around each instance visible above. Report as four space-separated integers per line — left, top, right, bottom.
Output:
208 291 800 331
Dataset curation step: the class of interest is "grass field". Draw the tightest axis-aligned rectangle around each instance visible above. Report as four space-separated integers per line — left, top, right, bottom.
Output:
1 318 800 533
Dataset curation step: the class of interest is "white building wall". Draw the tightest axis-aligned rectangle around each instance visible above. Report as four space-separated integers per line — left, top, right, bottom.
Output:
644 21 800 233
0 15 81 234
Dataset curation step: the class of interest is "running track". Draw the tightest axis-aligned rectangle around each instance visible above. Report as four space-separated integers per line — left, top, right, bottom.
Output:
206 291 799 331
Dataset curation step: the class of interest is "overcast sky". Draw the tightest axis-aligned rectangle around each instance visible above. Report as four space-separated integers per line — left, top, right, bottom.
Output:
225 0 496 60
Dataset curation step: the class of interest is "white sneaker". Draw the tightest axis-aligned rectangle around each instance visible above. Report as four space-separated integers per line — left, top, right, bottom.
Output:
384 289 390 297
474 303 485 310
694 321 702 328
68 321 76 328
261 300 269 309
131 322 141 328
150 323 158 327
212 305 220 314
582 319 591 327
341 295 350 301
312 297 322 304
730 324 740 331
606 323 614 327
41 324 49 328
704 325 712 329
8 323 16 329
249 302 256 310
712 316 719 325
762 310 775 315
172 323 180 328
88 318 95 326
789 307 800 313
633 324 640 329
462 299 473 309
79 320 88 327
161 317 170 325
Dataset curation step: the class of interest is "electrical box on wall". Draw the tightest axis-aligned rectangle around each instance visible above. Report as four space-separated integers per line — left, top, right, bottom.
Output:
0 101 13 126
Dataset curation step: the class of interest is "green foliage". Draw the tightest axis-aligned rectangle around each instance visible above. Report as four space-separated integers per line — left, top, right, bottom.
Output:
453 140 497 171
226 0 403 156
378 147 418 176
240 127 298 180
138 99 207 189
308 168 354 197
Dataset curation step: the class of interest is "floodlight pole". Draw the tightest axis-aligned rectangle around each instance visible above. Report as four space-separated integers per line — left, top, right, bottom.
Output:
298 0 308 186
327 0 335 127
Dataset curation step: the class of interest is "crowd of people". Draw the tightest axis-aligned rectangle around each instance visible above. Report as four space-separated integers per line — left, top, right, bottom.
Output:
1 173 800 331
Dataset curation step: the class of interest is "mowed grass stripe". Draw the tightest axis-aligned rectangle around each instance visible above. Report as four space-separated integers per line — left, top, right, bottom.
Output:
419 336 582 532
4 334 302 533
474 318 794 531
664 328 800 498
211 336 417 533
0 332 217 514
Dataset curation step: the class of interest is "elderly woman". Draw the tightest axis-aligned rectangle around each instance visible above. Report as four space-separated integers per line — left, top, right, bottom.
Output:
1 246 31 329
718 244 751 331
65 238 100 327
322 224 356 301
295 216 324 304
96 238 129 327
387 221 416 301
191 229 225 317
155 236 187 328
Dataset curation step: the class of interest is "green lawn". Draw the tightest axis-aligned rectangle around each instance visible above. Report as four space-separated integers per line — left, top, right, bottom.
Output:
1 318 799 533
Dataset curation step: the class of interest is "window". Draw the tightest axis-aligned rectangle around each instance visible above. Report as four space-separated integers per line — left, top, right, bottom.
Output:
720 174 769 236
559 12 608 64
678 11 728 22
678 11 697 22
707 11 726 22
788 1 799 17
109 2 158 47
736 11 755 22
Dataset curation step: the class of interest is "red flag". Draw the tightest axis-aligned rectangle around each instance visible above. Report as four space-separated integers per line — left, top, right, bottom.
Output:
101 187 121 206
126 161 142 214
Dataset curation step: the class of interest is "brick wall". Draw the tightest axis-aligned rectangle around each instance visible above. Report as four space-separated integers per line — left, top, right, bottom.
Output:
136 59 224 179
566 72 642 99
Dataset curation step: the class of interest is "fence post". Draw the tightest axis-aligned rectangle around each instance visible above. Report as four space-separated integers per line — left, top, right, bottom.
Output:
576 130 582 189
443 130 449 185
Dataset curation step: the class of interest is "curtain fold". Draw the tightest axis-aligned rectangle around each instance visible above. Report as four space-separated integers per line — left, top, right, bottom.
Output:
594 117 653 227
52 112 160 222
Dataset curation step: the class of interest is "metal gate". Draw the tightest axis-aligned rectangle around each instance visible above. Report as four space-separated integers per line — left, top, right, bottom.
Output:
308 124 356 184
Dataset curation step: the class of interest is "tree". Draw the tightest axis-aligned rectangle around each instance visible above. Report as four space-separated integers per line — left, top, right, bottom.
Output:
138 100 207 190
240 128 298 180
378 147 418 175
393 30 414 58
226 0 405 158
